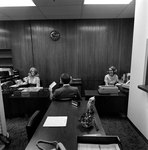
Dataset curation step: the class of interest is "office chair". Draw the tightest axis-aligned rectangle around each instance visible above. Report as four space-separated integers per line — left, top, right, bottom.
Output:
53 97 73 101
26 110 42 141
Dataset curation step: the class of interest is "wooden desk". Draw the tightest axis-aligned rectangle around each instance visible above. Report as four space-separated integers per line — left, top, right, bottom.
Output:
25 101 105 150
85 90 127 116
2 91 13 118
8 88 51 118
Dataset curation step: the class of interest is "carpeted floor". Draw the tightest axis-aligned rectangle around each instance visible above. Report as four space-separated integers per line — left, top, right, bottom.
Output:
1 115 148 150
100 115 148 150
3 117 28 150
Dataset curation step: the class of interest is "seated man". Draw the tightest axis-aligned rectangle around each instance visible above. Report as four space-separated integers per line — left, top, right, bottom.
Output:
49 73 82 101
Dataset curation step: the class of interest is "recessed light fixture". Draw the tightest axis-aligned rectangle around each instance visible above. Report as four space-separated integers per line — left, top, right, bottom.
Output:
0 0 36 7
84 0 133 5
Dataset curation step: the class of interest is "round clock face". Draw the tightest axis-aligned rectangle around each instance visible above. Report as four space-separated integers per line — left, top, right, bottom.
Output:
50 30 60 41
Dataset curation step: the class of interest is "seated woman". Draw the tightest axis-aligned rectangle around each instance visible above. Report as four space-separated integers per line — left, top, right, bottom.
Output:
23 67 40 87
104 66 119 86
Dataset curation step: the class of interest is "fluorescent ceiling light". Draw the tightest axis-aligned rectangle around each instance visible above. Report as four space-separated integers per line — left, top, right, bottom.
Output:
84 0 133 4
0 0 36 7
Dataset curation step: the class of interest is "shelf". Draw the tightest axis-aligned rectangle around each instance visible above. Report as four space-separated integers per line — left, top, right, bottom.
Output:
0 49 12 68
0 74 19 83
0 65 13 67
138 85 148 93
0 56 12 58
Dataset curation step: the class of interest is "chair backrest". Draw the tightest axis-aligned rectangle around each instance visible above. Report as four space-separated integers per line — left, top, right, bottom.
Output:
26 110 42 141
53 97 73 101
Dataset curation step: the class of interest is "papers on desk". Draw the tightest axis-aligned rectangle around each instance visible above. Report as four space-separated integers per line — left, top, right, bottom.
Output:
83 134 102 136
10 84 20 88
78 144 120 150
43 116 67 127
19 87 43 92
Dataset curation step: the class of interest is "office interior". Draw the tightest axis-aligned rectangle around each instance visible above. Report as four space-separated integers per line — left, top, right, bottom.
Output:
0 0 148 145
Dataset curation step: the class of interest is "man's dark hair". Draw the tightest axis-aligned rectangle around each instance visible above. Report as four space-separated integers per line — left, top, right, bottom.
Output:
60 73 70 84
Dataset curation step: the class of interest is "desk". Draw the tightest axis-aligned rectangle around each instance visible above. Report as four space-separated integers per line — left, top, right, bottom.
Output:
2 91 13 118
8 88 51 118
85 90 127 116
138 85 148 93
25 101 105 150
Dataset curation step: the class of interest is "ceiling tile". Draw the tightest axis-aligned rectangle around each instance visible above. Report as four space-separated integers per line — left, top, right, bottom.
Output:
0 0 135 20
39 6 82 15
0 7 44 16
82 5 128 15
0 12 12 20
10 16 46 20
117 13 134 18
45 15 81 19
117 1 135 18
34 0 84 6
82 14 118 19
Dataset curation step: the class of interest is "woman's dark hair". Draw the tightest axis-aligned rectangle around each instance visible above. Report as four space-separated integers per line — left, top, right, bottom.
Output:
108 66 117 74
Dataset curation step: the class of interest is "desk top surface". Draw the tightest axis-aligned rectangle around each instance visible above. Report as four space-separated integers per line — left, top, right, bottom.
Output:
138 85 148 93
85 90 126 97
25 101 105 150
59 78 82 85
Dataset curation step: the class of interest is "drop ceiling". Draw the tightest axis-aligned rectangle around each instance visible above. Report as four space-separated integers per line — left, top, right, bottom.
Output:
0 0 135 21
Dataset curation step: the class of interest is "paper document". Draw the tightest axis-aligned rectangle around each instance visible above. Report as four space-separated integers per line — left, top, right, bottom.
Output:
21 87 43 92
10 84 19 88
43 116 67 127
49 81 57 89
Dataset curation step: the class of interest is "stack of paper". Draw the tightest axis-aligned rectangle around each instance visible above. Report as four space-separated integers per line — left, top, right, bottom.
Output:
78 144 120 150
43 116 67 127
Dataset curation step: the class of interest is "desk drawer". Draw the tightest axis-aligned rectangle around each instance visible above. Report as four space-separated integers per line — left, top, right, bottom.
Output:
14 90 22 97
30 92 38 97
38 89 49 97
21 92 30 97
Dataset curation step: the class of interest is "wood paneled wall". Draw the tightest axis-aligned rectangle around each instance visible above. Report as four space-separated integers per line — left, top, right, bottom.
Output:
0 19 134 91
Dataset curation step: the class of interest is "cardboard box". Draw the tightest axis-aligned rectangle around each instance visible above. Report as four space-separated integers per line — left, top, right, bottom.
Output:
77 136 122 150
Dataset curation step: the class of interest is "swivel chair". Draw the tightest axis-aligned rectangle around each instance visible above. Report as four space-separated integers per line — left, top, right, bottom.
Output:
26 110 42 141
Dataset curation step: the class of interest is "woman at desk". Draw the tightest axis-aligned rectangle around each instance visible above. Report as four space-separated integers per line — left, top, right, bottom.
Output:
23 67 40 87
104 66 119 86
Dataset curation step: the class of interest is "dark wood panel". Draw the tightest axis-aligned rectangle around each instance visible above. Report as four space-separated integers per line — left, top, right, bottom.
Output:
0 19 133 89
0 22 11 48
9 21 33 78
118 19 134 77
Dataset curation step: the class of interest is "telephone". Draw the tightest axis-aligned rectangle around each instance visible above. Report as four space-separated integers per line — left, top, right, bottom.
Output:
36 140 66 150
56 142 66 150
122 80 130 89
125 80 130 84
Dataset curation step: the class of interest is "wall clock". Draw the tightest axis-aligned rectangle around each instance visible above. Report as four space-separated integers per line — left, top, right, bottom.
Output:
50 30 60 41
